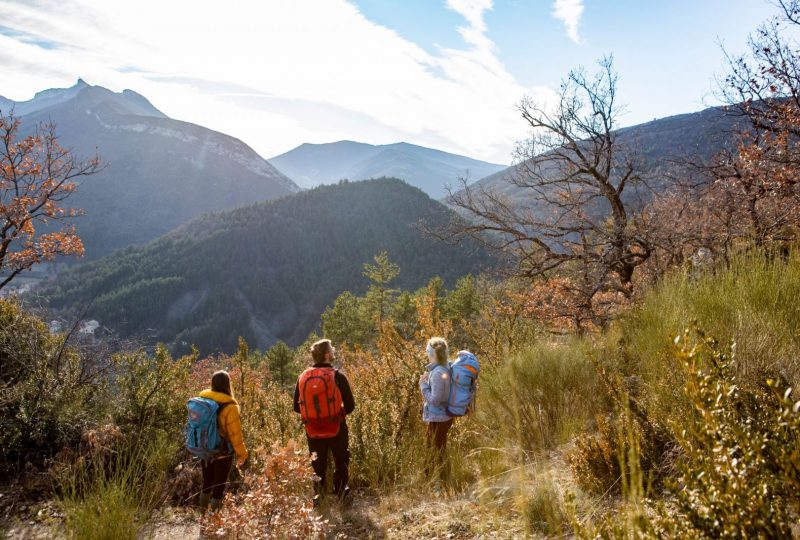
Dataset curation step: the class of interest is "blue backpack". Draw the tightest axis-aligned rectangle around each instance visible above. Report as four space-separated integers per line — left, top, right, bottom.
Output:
447 351 480 417
186 397 230 462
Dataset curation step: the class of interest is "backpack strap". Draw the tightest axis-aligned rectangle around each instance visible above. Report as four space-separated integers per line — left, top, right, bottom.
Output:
216 401 233 453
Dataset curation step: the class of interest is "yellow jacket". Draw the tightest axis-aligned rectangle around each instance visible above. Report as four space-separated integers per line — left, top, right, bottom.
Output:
199 389 248 461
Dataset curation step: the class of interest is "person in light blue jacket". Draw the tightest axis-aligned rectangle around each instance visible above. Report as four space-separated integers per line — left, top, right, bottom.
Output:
419 337 453 452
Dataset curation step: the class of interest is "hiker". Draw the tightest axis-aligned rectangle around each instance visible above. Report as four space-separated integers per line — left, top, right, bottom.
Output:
419 337 454 453
195 370 248 513
293 339 355 505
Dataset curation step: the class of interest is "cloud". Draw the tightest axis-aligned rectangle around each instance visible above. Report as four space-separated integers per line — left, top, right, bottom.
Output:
445 0 494 51
0 0 552 164
552 0 584 44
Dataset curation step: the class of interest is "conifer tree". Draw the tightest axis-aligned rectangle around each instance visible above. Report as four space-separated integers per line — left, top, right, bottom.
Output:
266 340 296 387
362 251 400 328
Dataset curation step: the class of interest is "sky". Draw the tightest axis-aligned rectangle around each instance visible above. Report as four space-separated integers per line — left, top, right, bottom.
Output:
0 0 781 164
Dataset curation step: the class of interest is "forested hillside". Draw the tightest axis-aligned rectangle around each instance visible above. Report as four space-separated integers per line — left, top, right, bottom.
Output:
44 178 493 354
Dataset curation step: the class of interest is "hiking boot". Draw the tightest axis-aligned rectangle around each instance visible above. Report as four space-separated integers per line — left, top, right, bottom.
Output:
312 494 322 508
209 498 223 512
198 492 211 514
339 486 351 501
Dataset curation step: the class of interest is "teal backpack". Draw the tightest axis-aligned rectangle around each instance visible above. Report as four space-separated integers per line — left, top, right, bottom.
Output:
185 397 230 462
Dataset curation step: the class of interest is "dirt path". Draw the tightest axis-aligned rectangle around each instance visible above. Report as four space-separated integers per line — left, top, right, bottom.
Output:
148 490 523 539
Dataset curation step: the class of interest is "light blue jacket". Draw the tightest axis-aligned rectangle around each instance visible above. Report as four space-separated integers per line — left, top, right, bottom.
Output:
420 362 451 422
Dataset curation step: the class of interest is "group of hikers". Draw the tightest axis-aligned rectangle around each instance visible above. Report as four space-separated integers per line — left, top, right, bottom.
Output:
186 337 480 513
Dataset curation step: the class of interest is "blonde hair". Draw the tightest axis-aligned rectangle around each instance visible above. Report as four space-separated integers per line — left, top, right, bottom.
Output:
427 337 449 366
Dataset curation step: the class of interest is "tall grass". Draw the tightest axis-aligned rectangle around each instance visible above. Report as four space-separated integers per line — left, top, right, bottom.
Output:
478 340 602 455
471 250 800 534
58 435 175 539
609 250 800 427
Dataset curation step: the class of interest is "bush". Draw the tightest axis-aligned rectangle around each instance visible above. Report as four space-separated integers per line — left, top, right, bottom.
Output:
343 289 477 490
0 299 108 474
207 443 328 539
663 330 800 538
572 329 800 538
111 345 193 444
343 333 433 489
187 342 302 452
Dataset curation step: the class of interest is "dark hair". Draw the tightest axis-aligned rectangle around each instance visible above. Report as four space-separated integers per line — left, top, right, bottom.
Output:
310 339 333 364
211 370 232 396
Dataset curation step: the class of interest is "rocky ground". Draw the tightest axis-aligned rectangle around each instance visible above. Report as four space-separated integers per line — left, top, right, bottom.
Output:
3 490 524 539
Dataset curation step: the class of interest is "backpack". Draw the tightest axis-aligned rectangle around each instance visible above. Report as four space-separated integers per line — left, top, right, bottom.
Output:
298 367 344 439
185 397 230 461
447 351 480 417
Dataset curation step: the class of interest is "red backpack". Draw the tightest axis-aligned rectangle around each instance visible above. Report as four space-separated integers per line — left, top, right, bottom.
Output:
298 367 344 438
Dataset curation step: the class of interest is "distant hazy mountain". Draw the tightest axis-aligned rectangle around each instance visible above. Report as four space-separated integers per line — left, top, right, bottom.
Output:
1 80 299 259
44 178 494 355
269 140 506 198
468 105 744 202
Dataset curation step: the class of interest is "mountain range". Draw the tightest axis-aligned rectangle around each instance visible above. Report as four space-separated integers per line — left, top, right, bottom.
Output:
44 178 494 355
9 81 755 357
1 80 299 259
269 140 507 198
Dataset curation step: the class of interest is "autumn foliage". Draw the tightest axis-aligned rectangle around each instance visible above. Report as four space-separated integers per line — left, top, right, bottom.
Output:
205 443 328 540
0 112 100 290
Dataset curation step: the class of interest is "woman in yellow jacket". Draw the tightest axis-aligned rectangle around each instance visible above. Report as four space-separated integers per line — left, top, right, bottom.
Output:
198 370 248 513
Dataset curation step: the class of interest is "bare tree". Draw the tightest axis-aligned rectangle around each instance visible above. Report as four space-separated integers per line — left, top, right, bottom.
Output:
446 57 651 329
721 0 800 136
694 1 800 253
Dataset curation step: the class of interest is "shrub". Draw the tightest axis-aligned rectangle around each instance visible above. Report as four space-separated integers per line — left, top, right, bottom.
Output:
0 299 108 474
663 330 800 538
207 442 328 539
111 345 193 444
343 287 477 489
572 329 800 538
615 250 800 428
188 342 302 452
343 333 432 489
567 369 674 497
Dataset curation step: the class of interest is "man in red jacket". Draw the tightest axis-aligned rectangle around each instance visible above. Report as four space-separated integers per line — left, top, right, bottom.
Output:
293 339 355 505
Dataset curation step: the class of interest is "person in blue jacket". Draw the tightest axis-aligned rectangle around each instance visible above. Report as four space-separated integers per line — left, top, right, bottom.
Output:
419 337 453 452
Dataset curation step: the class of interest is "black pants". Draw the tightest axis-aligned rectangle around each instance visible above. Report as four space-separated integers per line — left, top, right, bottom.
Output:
201 455 233 499
425 419 454 452
307 423 349 496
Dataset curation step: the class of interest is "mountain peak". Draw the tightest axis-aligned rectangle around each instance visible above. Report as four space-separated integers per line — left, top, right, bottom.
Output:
8 80 168 119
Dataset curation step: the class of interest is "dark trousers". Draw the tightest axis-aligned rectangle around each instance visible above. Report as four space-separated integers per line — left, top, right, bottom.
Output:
307 423 349 496
425 419 454 482
425 419 454 451
201 455 233 499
